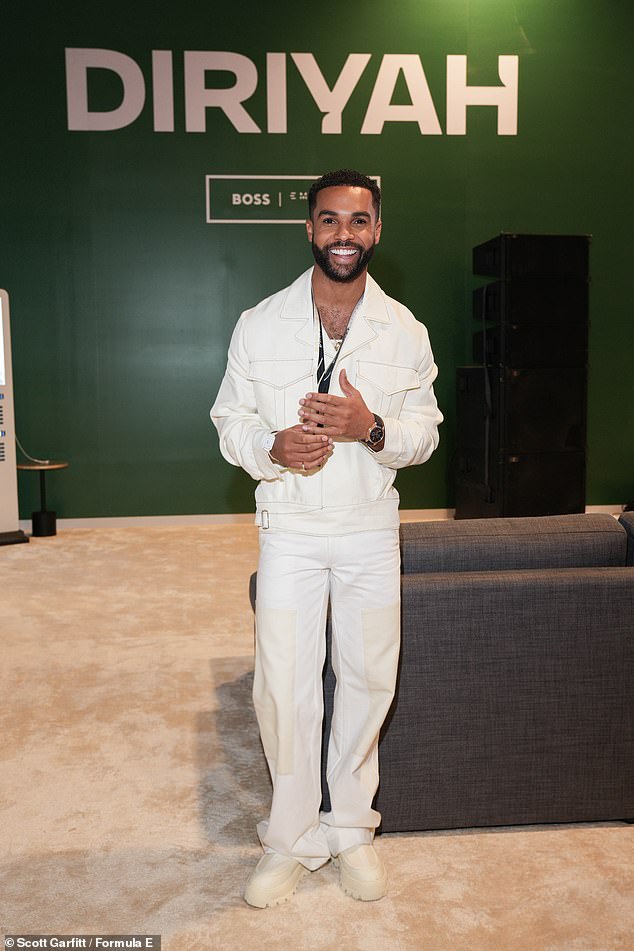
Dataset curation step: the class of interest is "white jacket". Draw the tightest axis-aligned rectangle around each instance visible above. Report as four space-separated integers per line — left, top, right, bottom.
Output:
211 267 442 533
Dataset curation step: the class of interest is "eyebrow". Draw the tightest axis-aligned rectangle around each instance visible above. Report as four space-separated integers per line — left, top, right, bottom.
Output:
317 209 372 219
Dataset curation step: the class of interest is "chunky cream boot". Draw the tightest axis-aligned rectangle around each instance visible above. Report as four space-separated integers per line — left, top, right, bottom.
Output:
244 852 308 908
333 844 387 901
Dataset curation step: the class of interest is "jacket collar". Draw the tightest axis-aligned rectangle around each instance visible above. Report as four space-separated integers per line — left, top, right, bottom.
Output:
280 266 390 357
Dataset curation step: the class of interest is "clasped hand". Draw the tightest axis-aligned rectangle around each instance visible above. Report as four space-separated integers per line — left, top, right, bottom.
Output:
299 368 374 440
269 369 373 472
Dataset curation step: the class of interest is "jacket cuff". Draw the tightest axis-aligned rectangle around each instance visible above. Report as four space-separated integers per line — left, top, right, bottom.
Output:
253 432 286 481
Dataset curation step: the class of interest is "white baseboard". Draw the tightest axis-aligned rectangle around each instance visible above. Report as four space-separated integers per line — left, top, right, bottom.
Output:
585 505 628 517
18 505 625 532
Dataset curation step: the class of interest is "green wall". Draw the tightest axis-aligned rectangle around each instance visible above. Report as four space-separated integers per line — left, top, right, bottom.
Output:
2 1 632 518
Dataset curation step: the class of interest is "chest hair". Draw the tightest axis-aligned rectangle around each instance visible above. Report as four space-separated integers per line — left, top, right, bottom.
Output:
318 304 352 340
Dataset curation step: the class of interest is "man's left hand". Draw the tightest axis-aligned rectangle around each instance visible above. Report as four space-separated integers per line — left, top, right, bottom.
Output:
299 369 374 441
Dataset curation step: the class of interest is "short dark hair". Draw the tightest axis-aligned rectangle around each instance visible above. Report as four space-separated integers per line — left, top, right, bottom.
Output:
308 169 381 220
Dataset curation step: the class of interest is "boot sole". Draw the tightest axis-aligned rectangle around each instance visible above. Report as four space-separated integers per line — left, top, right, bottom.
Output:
332 857 387 901
244 866 308 908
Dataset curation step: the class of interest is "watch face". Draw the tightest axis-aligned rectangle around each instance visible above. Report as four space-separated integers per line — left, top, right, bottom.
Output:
263 433 276 452
367 414 385 444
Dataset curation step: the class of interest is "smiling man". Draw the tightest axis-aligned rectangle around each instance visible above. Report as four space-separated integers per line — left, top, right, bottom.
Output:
211 169 442 907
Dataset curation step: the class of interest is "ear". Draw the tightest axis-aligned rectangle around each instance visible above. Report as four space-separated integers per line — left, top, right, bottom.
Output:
374 218 382 245
305 217 314 243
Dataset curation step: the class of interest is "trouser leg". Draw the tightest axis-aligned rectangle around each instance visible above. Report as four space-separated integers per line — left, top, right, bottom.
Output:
253 530 331 870
320 528 401 856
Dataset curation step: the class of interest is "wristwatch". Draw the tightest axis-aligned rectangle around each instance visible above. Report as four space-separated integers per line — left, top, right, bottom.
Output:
262 431 281 464
364 413 385 447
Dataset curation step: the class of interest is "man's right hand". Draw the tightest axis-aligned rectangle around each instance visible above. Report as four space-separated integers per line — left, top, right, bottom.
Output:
271 425 333 471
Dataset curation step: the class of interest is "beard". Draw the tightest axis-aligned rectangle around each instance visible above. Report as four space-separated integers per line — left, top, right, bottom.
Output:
311 240 376 283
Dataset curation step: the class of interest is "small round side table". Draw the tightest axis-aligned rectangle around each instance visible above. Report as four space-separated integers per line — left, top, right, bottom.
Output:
17 461 69 537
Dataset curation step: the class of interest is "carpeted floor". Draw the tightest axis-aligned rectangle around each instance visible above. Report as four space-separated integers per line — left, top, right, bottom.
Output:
2 524 633 950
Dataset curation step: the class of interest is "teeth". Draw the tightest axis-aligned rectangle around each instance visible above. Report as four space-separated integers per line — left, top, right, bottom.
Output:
331 248 357 256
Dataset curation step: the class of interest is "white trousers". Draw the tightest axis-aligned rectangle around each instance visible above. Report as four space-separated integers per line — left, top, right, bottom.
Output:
253 527 401 870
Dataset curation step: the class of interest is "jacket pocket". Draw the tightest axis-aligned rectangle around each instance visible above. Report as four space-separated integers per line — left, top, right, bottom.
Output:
248 359 313 429
356 362 420 418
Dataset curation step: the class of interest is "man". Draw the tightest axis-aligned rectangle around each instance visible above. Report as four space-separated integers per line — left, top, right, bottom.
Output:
211 169 442 907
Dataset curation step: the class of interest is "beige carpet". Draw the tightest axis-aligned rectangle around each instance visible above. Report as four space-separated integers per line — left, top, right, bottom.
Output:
2 524 633 951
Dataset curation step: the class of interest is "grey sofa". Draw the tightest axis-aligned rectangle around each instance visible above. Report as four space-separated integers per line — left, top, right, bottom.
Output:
252 513 634 832
372 512 634 831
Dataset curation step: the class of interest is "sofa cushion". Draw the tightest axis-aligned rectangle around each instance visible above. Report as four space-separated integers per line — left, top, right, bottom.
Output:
400 513 626 573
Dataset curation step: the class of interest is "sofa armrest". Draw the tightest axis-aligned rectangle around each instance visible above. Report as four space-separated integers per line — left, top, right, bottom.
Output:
619 512 634 566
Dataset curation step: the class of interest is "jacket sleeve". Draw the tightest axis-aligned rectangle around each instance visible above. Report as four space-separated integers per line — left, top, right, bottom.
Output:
210 312 283 482
371 324 443 469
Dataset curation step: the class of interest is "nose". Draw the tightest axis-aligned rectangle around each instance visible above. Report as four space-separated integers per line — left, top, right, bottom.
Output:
334 219 353 242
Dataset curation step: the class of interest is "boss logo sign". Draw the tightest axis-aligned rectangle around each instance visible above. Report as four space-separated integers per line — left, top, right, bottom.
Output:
205 176 380 224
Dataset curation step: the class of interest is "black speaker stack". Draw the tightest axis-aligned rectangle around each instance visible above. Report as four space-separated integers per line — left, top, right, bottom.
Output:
455 232 591 519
